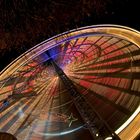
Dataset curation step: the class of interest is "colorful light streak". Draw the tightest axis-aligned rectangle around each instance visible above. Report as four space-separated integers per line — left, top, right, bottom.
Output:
0 25 140 139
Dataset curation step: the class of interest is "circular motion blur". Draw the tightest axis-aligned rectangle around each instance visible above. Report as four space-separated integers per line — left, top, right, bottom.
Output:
0 25 140 140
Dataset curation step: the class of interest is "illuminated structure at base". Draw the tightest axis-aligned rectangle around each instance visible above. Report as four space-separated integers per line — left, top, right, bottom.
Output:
0 25 140 140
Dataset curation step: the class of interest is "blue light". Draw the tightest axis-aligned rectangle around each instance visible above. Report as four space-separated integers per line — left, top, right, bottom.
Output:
34 125 83 137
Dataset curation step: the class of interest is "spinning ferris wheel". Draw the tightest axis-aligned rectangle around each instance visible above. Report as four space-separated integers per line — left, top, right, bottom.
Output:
0 25 140 140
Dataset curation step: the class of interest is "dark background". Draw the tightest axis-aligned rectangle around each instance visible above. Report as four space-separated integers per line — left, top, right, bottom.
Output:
0 0 139 70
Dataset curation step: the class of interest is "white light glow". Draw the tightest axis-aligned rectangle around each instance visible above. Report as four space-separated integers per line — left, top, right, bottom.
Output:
115 105 140 134
105 136 113 140
18 108 24 118
95 133 99 137
34 125 83 136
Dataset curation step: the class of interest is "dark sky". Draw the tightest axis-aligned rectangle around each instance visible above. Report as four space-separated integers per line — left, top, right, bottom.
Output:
0 0 139 70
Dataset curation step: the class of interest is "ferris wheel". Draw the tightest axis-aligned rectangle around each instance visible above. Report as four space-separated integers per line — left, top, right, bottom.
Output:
0 25 140 140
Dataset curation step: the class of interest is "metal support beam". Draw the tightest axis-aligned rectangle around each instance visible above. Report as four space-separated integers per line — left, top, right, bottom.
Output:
45 51 120 140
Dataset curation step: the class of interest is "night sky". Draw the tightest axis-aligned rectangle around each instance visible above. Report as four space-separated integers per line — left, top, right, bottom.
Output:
0 0 139 70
